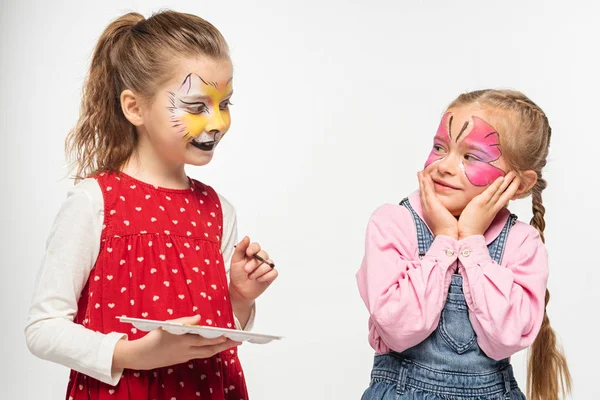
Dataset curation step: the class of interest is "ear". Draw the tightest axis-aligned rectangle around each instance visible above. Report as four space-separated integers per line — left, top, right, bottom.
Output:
513 170 537 199
120 89 144 127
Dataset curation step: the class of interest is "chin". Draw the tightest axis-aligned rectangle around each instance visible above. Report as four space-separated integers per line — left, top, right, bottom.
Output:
439 198 465 217
187 158 213 167
185 153 214 166
184 144 216 166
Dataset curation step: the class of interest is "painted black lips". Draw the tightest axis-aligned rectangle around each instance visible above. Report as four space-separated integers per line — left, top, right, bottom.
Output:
191 140 216 151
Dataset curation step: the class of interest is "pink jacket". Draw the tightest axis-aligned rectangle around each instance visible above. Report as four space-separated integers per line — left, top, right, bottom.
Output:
356 191 548 360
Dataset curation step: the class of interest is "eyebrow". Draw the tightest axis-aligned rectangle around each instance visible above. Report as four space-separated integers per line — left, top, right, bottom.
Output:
434 135 450 143
178 90 234 103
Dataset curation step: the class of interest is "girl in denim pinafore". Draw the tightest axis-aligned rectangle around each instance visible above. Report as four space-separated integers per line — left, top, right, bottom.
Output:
364 199 523 400
357 90 571 400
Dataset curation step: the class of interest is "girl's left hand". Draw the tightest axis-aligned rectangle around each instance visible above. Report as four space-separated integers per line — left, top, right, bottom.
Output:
228 236 278 303
458 172 520 240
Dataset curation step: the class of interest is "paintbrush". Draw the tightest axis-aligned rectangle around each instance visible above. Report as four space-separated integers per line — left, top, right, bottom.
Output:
234 245 275 268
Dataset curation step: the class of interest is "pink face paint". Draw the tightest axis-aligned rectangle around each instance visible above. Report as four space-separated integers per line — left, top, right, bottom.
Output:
424 113 506 187
459 116 505 186
424 112 452 168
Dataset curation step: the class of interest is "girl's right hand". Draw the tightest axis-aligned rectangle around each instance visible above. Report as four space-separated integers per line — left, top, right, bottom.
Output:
113 315 241 371
418 171 459 240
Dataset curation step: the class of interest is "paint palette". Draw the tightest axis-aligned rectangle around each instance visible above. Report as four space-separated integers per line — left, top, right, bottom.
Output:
118 316 283 344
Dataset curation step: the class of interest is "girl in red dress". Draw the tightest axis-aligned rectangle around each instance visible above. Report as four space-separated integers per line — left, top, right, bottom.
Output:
25 10 278 400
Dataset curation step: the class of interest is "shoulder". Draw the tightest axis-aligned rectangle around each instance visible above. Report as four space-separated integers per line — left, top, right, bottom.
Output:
189 178 236 221
508 219 544 246
65 178 104 214
216 192 236 221
369 203 413 227
504 218 548 266
366 203 417 247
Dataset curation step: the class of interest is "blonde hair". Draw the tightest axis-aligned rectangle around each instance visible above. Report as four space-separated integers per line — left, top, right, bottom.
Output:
449 89 572 400
66 10 230 179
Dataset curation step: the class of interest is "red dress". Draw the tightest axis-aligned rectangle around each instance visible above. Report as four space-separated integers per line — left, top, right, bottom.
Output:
66 172 248 400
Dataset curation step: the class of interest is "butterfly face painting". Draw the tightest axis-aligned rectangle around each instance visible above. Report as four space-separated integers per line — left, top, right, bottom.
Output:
168 73 233 152
425 112 505 187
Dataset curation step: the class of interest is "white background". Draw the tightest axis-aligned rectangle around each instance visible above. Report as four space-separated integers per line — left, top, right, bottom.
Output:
1 0 599 398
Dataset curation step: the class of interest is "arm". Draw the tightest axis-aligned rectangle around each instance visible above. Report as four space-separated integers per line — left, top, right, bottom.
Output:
356 204 459 354
218 194 255 331
24 179 127 385
458 226 549 360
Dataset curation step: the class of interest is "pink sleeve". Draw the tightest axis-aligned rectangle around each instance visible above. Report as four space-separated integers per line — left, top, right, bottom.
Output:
356 204 460 354
458 226 549 360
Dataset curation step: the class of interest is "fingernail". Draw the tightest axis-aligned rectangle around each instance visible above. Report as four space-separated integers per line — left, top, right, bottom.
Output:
249 274 255 280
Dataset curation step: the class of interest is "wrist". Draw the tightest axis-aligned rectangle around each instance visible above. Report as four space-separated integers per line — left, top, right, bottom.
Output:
458 230 483 240
434 230 458 240
113 337 135 370
229 285 255 309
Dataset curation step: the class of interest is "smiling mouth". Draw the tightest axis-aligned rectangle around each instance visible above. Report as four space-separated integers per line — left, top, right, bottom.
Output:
190 139 216 151
432 178 460 190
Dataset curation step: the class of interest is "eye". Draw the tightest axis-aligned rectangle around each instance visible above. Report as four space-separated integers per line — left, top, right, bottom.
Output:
186 103 208 115
219 99 233 111
433 144 446 152
464 154 481 162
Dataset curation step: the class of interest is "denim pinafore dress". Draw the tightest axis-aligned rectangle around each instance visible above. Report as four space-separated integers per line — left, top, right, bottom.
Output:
362 198 527 400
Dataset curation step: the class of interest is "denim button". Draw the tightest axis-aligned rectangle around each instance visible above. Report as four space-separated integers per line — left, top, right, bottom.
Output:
461 249 471 257
445 249 455 257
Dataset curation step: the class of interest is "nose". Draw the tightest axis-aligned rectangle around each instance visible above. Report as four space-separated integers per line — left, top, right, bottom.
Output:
436 153 460 176
205 109 227 134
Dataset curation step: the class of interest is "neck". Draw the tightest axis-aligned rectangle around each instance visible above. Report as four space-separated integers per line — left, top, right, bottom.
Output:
122 134 189 190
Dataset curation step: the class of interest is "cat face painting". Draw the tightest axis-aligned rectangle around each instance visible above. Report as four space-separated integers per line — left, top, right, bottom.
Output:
168 72 233 152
